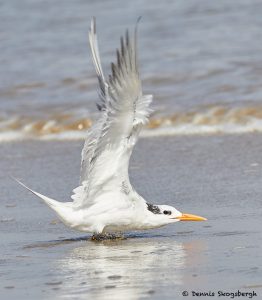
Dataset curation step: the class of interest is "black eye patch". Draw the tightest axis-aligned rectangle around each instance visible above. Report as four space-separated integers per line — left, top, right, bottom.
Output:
163 210 171 215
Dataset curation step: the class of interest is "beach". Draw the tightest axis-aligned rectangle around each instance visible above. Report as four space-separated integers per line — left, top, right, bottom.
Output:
1 135 262 299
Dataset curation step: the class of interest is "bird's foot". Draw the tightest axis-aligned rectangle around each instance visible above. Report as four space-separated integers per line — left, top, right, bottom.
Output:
91 232 125 241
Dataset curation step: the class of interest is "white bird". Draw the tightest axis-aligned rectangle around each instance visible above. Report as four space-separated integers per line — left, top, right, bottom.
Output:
15 18 206 240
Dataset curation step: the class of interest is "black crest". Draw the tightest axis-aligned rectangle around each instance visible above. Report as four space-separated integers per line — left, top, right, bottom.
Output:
146 203 161 214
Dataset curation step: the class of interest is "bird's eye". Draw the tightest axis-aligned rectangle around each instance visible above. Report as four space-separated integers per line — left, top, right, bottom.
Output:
163 210 171 215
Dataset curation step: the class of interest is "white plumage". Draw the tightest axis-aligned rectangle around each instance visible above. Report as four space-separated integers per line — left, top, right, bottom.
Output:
15 18 206 237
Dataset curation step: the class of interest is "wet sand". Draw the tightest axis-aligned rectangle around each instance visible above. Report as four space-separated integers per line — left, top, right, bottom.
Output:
1 135 262 299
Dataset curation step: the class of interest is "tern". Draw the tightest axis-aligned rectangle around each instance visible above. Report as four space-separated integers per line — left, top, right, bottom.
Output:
16 18 206 239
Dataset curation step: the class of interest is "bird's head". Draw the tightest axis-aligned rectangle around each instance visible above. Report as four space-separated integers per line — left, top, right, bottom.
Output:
146 203 207 225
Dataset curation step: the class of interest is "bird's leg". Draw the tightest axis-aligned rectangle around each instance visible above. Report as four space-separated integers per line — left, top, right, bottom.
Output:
91 232 125 241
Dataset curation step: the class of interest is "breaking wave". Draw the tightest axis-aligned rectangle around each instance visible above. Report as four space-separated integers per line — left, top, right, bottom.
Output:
1 105 262 142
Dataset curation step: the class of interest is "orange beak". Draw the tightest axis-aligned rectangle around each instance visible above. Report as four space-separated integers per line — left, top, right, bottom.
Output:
175 213 207 221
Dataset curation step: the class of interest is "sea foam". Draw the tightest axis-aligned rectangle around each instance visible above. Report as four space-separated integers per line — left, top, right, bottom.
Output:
1 105 262 142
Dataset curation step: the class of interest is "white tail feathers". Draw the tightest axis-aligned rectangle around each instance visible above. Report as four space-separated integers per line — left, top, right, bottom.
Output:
12 176 76 227
12 177 60 209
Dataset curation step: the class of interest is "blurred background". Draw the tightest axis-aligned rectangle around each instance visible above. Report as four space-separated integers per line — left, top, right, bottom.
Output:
1 0 262 140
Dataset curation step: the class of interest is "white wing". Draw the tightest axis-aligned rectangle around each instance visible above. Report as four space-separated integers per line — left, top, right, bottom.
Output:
72 18 152 207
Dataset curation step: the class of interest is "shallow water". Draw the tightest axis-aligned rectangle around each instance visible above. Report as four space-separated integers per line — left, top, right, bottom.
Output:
1 136 262 299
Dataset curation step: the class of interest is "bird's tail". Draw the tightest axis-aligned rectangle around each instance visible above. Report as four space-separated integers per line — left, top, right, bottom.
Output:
13 177 60 209
12 177 74 226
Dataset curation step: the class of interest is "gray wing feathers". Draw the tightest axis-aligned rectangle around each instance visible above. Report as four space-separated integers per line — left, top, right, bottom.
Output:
80 18 107 182
88 17 108 111
77 18 152 205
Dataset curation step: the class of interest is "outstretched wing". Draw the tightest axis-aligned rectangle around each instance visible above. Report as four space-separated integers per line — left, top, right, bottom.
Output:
72 18 152 207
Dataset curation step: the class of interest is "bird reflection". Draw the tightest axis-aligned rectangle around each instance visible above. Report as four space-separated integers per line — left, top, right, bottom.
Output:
53 236 188 300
